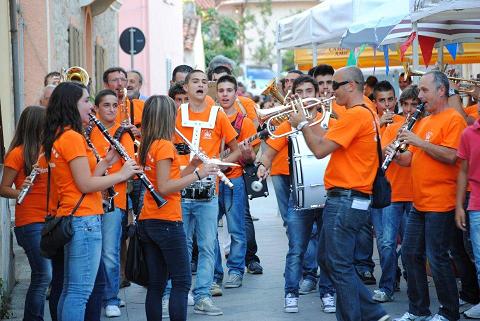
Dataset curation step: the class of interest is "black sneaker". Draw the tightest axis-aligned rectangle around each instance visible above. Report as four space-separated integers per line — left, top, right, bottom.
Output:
358 271 376 285
247 261 263 274
120 279 131 288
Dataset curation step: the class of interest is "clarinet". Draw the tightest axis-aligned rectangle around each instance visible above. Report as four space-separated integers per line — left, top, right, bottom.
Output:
88 114 168 208
175 128 235 189
84 123 118 205
17 166 39 205
381 103 425 171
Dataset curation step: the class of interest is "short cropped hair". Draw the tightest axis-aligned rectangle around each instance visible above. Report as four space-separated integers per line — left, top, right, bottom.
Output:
103 67 127 84
292 76 319 95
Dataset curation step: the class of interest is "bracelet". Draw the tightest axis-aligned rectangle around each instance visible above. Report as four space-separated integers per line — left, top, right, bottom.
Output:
297 120 309 131
194 169 202 181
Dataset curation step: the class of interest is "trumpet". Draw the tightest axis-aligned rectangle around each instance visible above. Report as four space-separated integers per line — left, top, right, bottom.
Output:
63 66 90 87
17 166 39 205
405 64 479 94
382 103 425 171
256 95 331 139
174 128 239 189
261 78 286 104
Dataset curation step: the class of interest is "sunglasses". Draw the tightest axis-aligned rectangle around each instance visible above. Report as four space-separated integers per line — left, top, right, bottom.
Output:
332 80 350 90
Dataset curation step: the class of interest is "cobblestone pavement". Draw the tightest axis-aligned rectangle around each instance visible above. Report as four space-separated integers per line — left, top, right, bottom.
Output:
5 181 470 320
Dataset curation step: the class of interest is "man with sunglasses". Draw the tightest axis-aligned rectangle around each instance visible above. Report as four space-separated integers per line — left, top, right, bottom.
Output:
289 66 390 321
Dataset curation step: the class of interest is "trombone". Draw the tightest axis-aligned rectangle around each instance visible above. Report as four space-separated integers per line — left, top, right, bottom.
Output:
404 64 479 94
63 66 90 87
256 95 332 139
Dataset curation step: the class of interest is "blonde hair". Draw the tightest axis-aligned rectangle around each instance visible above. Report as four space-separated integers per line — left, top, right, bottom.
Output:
139 95 177 166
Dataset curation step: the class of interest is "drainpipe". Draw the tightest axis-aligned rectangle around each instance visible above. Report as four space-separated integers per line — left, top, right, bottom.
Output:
10 0 24 124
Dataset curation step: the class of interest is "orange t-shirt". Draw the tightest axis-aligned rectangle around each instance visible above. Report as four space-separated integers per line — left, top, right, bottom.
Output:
89 123 135 210
116 99 144 127
50 129 103 217
236 96 258 124
174 104 238 167
324 105 378 194
140 139 182 221
4 147 48 227
267 114 335 176
332 95 375 119
381 117 414 202
465 103 479 120
267 120 292 176
224 112 259 179
410 108 467 211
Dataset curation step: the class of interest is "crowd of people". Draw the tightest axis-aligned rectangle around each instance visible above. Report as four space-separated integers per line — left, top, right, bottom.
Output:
1 54 480 321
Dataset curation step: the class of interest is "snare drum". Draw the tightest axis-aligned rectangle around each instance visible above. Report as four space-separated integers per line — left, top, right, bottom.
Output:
288 132 330 209
181 179 215 201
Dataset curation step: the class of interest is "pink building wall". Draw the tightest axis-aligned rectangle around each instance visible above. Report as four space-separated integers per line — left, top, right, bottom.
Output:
119 0 184 96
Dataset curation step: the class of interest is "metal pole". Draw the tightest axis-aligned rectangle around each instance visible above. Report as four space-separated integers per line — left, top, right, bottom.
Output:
412 21 419 84
438 40 444 68
129 28 135 69
276 48 282 78
312 45 318 67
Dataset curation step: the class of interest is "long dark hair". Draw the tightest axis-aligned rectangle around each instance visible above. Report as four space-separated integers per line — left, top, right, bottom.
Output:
138 95 177 167
8 106 46 175
42 82 86 161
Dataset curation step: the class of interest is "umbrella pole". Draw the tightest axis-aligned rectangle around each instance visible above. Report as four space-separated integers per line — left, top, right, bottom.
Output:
412 21 420 84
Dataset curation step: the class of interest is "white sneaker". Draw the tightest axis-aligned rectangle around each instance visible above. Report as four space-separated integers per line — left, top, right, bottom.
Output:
284 293 299 313
321 293 336 313
394 312 430 321
188 292 194 306
105 305 121 318
465 303 480 318
428 314 448 321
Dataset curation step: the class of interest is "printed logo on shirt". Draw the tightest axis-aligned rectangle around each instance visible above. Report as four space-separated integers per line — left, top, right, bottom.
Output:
51 147 59 159
425 130 433 142
203 129 213 140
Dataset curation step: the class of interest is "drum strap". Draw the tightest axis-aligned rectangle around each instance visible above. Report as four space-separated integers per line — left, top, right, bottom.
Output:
180 103 220 161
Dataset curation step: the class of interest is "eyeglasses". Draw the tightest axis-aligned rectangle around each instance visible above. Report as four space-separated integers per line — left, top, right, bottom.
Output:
332 80 350 90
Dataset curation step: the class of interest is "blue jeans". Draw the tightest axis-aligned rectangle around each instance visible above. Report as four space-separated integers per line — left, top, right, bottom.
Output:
139 220 191 321
49 252 105 321
101 207 123 307
182 196 218 302
271 175 290 226
58 215 103 321
244 198 260 265
469 211 480 289
402 208 459 320
215 177 247 280
14 223 52 321
377 202 411 296
318 195 386 321
354 214 375 275
303 221 319 282
284 196 334 296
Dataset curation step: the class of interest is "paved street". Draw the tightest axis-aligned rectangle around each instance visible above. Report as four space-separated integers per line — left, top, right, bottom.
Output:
5 180 469 320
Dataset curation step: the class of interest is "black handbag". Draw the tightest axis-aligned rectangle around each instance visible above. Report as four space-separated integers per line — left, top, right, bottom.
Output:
39 167 85 259
125 214 149 286
360 105 392 209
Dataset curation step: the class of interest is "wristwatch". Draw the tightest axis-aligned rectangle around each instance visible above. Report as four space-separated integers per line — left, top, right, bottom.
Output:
448 88 460 97
296 120 309 131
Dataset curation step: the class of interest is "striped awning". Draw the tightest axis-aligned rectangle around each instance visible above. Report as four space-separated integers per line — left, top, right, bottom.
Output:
382 19 480 45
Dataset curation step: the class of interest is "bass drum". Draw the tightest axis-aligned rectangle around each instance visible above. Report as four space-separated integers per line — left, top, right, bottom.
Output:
288 132 330 210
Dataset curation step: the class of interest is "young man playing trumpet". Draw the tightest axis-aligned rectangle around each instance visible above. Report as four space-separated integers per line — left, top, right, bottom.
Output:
257 76 335 314
213 75 259 290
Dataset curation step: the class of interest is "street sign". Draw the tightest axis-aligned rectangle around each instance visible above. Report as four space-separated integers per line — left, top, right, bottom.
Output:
119 27 146 68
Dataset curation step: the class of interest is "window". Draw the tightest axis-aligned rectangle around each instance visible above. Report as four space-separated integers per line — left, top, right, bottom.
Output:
68 25 84 67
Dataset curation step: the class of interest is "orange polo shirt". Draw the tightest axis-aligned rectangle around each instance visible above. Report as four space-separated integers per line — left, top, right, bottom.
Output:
89 123 135 210
324 105 378 194
410 108 466 212
50 129 103 217
381 117 414 202
224 112 259 179
4 147 48 227
140 139 182 221
332 95 375 119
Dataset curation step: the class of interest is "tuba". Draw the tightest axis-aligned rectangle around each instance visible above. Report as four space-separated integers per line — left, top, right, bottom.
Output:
63 66 90 87
261 78 286 104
